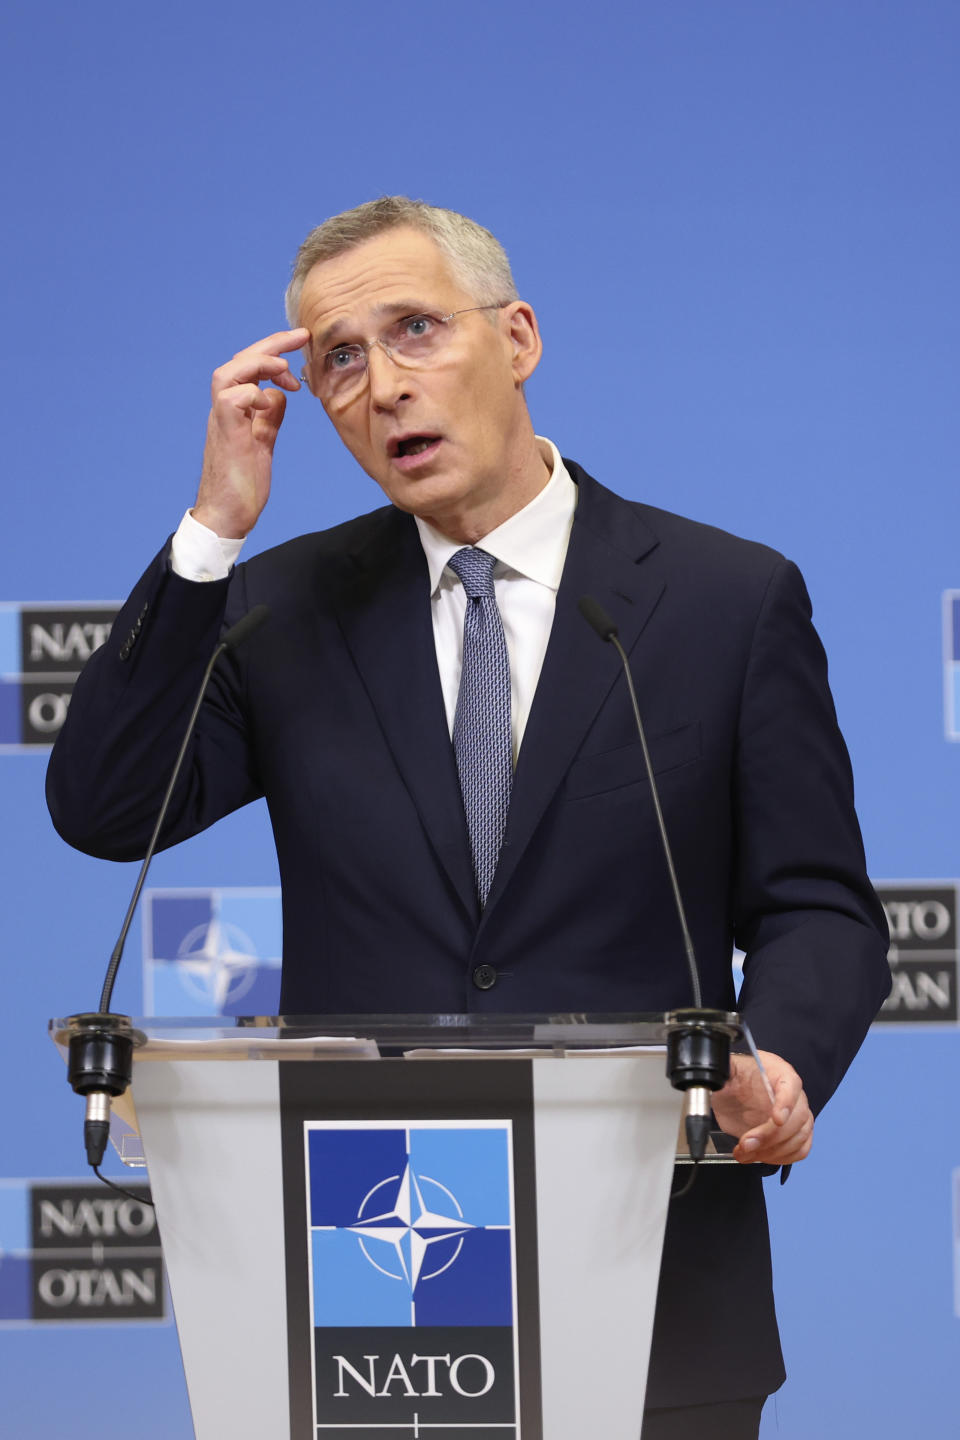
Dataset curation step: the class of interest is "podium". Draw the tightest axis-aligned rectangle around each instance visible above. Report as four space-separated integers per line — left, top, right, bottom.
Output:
51 1012 741 1439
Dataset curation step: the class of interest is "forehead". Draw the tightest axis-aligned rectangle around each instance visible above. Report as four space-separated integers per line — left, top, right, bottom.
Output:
297 228 469 342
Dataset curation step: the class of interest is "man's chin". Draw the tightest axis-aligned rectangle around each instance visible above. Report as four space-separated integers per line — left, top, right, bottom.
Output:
378 469 468 520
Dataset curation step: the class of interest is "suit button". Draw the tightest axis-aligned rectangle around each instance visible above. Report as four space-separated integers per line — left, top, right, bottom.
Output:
472 963 497 991
118 642 131 661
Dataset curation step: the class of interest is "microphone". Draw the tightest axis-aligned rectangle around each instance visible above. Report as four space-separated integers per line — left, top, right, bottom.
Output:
578 595 618 643
578 594 732 1163
66 604 271 1179
220 603 272 654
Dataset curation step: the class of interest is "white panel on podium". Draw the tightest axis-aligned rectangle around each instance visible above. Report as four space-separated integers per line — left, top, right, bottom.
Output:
133 1059 289 1439
534 1056 681 1437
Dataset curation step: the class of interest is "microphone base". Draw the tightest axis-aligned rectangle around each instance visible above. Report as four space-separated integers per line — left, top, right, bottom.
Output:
665 1008 737 1094
66 1013 137 1099
63 1015 144 1174
666 1010 740 1162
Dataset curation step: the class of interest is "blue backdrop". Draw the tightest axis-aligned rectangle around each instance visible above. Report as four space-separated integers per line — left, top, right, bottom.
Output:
2 3 958 1435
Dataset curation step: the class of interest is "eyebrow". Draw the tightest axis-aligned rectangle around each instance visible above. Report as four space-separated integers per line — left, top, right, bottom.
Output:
315 299 434 350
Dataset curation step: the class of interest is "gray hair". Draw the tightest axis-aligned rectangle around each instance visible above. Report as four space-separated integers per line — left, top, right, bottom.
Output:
284 196 519 326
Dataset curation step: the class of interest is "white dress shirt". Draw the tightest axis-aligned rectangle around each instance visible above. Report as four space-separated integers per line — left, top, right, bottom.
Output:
170 436 577 760
414 439 576 758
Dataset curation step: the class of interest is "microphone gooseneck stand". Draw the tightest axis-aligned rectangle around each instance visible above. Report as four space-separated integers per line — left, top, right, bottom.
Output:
64 605 271 1201
577 595 738 1172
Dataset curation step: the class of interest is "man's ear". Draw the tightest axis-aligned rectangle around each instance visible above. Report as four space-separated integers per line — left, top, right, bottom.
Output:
505 301 542 385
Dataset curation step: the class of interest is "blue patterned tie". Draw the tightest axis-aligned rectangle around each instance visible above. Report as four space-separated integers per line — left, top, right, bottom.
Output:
447 547 513 907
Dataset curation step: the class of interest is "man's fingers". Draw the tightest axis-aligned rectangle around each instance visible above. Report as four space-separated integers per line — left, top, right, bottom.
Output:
766 1125 814 1163
734 1106 814 1164
257 326 310 351
252 387 287 441
770 1069 802 1115
213 382 278 425
211 329 311 399
233 327 310 360
735 1118 814 1165
212 355 299 398
754 1096 808 1144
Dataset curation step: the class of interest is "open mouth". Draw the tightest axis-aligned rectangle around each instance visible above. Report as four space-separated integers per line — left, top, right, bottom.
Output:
390 434 443 462
398 436 436 456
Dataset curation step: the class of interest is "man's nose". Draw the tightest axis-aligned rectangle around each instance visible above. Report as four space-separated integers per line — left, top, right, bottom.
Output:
366 341 411 408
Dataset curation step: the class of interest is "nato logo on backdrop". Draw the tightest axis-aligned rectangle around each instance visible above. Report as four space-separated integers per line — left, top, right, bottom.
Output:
943 591 960 741
306 1120 519 1435
143 888 282 1016
874 881 958 1024
0 1180 164 1326
0 603 118 750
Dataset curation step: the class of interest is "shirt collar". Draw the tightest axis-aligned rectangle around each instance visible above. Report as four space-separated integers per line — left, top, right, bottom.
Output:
415 437 577 595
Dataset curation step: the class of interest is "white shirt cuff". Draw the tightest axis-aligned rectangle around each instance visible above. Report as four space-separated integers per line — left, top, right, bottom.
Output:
170 510 245 581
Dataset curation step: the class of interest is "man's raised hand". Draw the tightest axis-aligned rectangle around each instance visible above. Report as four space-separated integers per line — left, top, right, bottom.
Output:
192 328 310 539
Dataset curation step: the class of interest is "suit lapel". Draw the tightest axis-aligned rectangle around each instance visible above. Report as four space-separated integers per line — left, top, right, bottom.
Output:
329 471 665 932
481 468 665 920
331 511 479 922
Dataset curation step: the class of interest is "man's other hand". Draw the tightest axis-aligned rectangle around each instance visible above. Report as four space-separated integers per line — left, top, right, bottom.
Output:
711 1050 814 1166
193 328 310 539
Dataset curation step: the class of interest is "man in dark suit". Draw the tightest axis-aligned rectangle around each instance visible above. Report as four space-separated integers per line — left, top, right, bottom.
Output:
47 198 890 1437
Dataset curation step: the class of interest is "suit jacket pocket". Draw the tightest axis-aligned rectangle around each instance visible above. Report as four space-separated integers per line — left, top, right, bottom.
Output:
564 721 701 800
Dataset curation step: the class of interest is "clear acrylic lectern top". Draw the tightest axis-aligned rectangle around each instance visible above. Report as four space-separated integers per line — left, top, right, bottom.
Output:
50 1011 744 1168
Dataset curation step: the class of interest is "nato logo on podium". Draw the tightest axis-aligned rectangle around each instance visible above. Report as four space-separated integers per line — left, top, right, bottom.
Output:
306 1119 519 1434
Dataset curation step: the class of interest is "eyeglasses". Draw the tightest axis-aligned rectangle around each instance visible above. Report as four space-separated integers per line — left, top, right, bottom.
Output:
303 304 509 406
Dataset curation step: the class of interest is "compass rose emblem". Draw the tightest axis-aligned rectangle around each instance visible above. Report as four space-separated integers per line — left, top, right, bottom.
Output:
174 917 259 1009
349 1163 474 1289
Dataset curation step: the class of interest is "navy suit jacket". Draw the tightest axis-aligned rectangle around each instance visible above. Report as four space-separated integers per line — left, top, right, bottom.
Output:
47 461 890 1406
